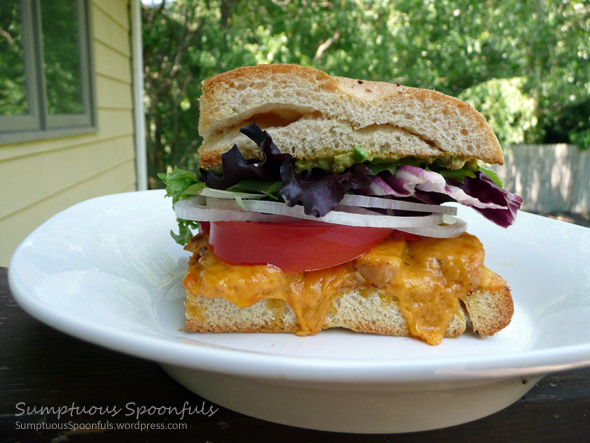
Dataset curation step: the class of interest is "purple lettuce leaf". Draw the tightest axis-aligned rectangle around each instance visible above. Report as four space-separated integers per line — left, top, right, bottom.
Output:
279 163 347 217
280 163 373 217
202 123 522 226
374 165 523 227
204 122 292 189
448 171 523 228
376 166 446 197
205 122 373 217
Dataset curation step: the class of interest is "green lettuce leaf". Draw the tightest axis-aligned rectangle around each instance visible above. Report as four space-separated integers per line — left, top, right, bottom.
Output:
157 166 205 205
158 167 205 245
477 166 504 187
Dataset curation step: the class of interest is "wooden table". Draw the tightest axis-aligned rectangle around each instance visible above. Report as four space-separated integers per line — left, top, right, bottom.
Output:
2 264 590 441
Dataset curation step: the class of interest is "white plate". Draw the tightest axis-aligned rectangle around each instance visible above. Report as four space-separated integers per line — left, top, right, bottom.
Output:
9 190 590 433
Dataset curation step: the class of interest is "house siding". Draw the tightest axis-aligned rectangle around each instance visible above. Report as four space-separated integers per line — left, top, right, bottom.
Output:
0 0 137 265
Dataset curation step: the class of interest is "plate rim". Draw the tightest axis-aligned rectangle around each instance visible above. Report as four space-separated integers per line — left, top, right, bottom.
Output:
8 190 590 385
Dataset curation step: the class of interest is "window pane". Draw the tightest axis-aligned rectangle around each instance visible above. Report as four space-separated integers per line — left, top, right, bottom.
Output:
0 1 28 116
40 0 84 115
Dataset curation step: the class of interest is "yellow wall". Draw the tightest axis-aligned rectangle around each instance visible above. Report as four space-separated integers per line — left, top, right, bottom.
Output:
0 0 137 265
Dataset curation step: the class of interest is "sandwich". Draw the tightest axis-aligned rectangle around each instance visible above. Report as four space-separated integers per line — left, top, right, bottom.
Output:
159 64 523 345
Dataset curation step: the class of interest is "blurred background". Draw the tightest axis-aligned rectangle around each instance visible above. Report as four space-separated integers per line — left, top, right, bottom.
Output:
141 0 590 188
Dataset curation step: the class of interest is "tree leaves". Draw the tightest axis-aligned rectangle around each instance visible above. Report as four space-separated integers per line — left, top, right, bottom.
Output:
144 0 590 190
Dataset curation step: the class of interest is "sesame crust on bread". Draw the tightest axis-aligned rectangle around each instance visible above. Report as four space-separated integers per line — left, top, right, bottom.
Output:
197 64 504 168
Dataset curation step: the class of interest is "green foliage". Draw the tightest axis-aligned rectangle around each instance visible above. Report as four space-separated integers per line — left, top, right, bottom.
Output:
570 128 590 150
40 0 84 115
142 0 590 188
0 1 27 116
537 99 590 150
1 0 91 117
459 78 537 147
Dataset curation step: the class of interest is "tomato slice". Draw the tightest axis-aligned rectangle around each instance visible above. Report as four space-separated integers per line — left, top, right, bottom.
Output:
199 221 211 235
208 220 393 273
388 229 424 242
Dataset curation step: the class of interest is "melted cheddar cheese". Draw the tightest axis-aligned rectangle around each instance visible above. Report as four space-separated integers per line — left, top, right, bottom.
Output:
184 232 488 345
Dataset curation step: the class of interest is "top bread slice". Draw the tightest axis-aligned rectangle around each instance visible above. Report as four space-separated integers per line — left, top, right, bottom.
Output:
198 64 504 168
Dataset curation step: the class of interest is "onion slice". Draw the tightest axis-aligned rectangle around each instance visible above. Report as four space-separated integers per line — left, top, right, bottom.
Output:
339 194 457 215
200 187 457 215
396 216 467 238
175 197 467 237
176 197 446 229
199 188 266 200
174 204 301 223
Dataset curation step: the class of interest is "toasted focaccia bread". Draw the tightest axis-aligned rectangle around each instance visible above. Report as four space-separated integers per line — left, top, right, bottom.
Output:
185 286 513 340
198 64 504 168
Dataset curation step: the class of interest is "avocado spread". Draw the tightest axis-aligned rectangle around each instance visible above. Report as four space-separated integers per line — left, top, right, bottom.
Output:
294 146 479 174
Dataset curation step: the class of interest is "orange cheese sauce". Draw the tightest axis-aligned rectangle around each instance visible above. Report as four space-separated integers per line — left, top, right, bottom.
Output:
184 233 486 344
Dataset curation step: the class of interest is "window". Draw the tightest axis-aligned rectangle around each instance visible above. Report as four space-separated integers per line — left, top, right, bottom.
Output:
0 0 96 143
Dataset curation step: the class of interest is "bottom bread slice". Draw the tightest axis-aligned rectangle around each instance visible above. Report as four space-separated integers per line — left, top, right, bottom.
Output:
182 232 514 343
185 285 513 339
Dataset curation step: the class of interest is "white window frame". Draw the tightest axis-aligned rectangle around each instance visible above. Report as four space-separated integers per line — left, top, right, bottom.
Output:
0 0 96 144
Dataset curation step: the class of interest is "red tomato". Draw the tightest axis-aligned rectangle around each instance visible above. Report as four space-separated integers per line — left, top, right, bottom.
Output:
388 229 423 242
199 221 210 235
208 220 393 273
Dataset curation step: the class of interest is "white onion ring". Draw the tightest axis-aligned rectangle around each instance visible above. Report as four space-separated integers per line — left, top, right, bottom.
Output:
395 216 467 238
333 205 384 215
200 187 456 215
174 204 301 223
339 194 457 215
175 197 446 229
199 188 265 200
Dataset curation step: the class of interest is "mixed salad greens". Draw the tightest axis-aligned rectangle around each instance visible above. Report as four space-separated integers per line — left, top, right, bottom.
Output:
159 122 523 245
